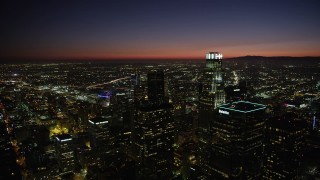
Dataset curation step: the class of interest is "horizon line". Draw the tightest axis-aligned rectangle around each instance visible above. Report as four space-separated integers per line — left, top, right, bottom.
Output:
1 55 320 61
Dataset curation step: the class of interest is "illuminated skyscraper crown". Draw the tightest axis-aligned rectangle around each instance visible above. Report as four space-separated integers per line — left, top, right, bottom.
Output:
206 52 223 60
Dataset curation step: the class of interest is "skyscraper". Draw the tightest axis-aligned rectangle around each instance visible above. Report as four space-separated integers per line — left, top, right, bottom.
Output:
147 70 165 101
133 85 145 103
204 101 266 179
264 113 306 179
88 116 114 154
225 81 248 102
133 101 174 178
55 134 75 176
198 52 226 177
199 52 225 128
133 70 175 179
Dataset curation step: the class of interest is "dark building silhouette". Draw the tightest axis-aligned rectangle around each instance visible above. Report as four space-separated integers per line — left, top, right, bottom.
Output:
89 116 114 154
55 134 75 176
0 122 22 179
133 70 174 179
264 113 307 179
147 70 165 101
225 81 248 102
131 73 141 86
202 101 266 179
133 85 145 103
133 101 174 179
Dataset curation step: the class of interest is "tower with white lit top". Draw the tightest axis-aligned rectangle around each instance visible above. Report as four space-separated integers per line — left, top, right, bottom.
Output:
204 52 225 107
88 116 114 154
198 52 226 178
55 134 75 176
199 52 225 128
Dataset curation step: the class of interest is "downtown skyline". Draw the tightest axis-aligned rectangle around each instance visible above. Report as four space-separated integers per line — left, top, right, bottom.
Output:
1 0 320 60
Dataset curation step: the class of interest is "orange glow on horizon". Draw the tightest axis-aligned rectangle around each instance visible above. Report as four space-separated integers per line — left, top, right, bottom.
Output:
3 44 320 60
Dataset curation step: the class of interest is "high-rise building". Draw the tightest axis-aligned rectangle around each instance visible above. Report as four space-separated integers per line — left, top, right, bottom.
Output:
147 70 165 101
55 134 75 176
199 52 225 128
203 101 266 179
133 70 174 179
198 52 226 177
131 73 141 87
133 85 145 103
88 116 114 154
225 81 248 102
264 113 306 179
133 101 174 179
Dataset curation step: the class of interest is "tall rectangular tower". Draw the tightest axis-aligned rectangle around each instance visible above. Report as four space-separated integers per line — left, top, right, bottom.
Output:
133 101 175 179
147 70 165 101
133 70 174 179
199 52 225 128
198 52 226 178
88 116 114 154
55 134 75 176
203 52 225 107
264 114 306 179
205 101 266 179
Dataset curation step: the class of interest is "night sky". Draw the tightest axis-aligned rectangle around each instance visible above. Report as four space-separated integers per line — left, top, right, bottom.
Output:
1 0 320 60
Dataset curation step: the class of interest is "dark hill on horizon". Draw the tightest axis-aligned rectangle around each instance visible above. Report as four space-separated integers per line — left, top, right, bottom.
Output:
224 56 320 67
225 55 320 62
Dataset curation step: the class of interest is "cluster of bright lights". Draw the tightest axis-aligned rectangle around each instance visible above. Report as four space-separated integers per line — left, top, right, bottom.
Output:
98 90 112 99
88 119 108 125
206 52 223 60
219 109 230 115
56 137 72 142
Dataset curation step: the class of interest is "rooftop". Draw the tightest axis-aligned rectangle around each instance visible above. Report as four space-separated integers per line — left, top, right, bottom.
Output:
219 101 266 113
138 99 173 111
206 52 223 60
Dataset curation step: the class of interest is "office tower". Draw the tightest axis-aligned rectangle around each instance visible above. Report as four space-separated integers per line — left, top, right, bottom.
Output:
130 73 141 100
198 52 226 177
203 52 225 106
133 70 174 179
0 122 22 179
225 81 248 102
55 134 75 176
264 113 306 179
133 85 145 103
133 101 174 179
88 116 114 154
199 52 225 128
77 101 90 128
204 101 266 179
147 70 165 101
131 73 141 86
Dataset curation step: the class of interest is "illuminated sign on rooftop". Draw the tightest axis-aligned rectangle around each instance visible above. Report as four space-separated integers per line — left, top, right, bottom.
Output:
219 101 266 114
219 109 230 115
